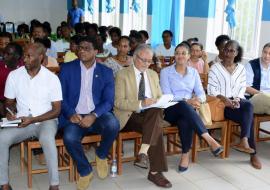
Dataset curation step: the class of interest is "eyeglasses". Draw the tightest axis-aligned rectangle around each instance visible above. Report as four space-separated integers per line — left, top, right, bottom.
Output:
78 45 94 52
136 54 153 65
223 48 236 54
175 51 189 56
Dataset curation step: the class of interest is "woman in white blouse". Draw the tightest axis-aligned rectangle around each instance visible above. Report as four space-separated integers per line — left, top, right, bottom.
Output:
208 40 261 169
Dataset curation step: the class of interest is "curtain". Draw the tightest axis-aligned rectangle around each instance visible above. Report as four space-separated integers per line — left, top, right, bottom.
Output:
225 0 236 29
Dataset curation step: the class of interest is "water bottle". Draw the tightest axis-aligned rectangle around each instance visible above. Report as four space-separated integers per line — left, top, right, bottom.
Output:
110 159 117 177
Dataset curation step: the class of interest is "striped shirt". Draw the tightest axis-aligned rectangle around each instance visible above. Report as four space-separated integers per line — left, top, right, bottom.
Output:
207 62 246 98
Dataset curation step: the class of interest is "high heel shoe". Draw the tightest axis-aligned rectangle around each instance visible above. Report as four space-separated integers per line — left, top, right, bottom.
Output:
211 146 224 157
178 165 188 172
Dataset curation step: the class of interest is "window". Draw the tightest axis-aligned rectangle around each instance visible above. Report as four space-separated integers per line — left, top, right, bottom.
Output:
212 0 263 58
232 0 262 58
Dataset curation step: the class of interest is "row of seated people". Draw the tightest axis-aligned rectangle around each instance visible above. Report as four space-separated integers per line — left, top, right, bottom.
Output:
0 35 269 190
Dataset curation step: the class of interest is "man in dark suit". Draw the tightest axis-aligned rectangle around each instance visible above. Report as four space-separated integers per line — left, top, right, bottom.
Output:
59 36 119 190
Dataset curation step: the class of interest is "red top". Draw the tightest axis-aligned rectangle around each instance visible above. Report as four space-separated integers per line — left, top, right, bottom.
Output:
0 59 24 100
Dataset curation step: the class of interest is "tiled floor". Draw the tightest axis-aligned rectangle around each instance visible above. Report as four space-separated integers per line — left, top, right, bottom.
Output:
7 123 270 190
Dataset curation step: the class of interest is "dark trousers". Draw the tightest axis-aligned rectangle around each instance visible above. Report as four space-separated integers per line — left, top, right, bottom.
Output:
164 101 207 153
63 112 120 177
123 108 168 172
224 99 256 151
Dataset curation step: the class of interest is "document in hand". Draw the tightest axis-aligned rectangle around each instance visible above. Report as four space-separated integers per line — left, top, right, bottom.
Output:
143 94 177 110
0 118 22 127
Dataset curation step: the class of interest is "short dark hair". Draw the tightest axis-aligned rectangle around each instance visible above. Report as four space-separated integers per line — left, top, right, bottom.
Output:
139 30 149 40
226 40 243 63
0 32 13 41
215 35 230 47
129 31 143 43
78 36 98 50
119 35 130 44
187 37 199 44
70 35 81 45
175 41 191 53
34 37 51 49
162 30 173 37
263 42 270 50
43 22 52 35
74 23 85 35
109 27 121 37
191 42 203 50
6 42 23 58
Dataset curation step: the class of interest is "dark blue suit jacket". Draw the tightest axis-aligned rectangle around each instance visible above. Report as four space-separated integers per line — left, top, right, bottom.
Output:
58 59 114 128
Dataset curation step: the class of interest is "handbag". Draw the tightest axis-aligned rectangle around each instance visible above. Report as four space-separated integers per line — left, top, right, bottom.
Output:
206 96 225 121
199 102 212 126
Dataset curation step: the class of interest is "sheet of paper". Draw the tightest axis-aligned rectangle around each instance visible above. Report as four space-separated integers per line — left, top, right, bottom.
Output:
1 118 22 127
142 94 177 109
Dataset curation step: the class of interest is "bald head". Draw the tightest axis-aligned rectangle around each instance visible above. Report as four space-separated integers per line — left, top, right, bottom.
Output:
23 42 45 71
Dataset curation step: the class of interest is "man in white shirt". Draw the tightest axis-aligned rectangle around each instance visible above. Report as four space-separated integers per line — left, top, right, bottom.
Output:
245 43 270 114
0 42 62 190
154 30 175 57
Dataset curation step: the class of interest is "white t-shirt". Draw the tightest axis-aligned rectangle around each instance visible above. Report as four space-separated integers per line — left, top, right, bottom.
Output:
104 43 117 56
4 66 62 117
154 44 175 57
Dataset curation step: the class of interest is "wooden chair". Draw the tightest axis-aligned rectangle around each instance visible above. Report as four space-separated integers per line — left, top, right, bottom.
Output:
57 52 65 64
116 131 142 175
163 126 181 155
157 56 175 68
47 66 60 74
191 120 227 162
199 73 208 91
225 120 241 157
254 114 270 142
20 136 74 188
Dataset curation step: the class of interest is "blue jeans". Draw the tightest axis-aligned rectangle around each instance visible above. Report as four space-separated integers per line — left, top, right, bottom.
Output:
164 101 208 153
224 99 256 152
63 112 120 177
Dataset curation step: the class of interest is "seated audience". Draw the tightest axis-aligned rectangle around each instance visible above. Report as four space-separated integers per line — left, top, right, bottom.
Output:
0 32 12 60
35 38 59 67
74 22 86 36
160 42 223 172
208 40 261 169
245 43 270 114
64 35 80 63
186 37 199 45
103 36 132 76
0 42 62 190
139 30 149 44
105 27 121 56
114 44 172 188
0 42 24 117
96 33 111 62
59 36 119 190
209 34 230 67
85 23 98 38
55 24 71 52
31 23 57 58
155 30 175 57
129 30 143 56
188 42 209 73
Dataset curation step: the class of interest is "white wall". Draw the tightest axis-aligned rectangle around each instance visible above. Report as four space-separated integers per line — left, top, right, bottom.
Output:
0 0 67 32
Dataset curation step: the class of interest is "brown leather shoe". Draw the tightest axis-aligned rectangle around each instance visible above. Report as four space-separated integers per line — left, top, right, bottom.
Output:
134 153 149 169
49 185 59 190
250 155 262 169
148 172 172 188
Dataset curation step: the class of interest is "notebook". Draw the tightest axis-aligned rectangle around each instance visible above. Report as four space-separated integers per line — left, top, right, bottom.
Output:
0 118 22 127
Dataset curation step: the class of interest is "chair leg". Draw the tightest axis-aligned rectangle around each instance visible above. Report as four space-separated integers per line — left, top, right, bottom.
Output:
225 122 232 158
117 135 122 175
254 117 260 142
20 142 25 175
27 144 33 188
220 124 227 159
191 134 198 163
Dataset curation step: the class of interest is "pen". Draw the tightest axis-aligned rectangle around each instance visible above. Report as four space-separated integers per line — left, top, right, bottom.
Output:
6 107 15 116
